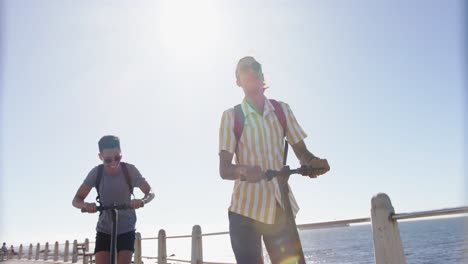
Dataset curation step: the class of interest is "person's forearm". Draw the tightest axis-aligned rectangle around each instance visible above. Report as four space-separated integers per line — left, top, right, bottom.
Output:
72 196 85 209
220 162 243 180
219 150 258 181
299 150 320 165
292 140 320 165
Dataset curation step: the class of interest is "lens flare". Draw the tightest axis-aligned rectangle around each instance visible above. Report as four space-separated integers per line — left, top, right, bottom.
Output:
279 255 301 264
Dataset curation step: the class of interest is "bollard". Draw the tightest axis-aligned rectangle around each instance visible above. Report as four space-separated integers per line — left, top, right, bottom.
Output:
28 244 33 260
191 225 203 264
371 193 407 264
158 229 167 264
64 240 69 262
18 244 23 260
83 238 90 264
134 232 142 264
44 242 49 261
54 242 59 261
35 243 40 260
72 240 78 263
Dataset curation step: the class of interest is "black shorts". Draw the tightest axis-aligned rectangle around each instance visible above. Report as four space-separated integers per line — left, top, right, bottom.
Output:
94 230 135 253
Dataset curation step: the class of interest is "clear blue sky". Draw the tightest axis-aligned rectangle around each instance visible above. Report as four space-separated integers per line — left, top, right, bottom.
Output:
0 0 466 258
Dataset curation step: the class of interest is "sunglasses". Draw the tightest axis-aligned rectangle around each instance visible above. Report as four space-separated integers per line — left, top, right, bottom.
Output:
103 154 122 164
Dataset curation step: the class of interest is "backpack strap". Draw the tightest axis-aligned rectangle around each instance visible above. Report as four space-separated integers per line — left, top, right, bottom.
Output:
233 99 289 166
269 99 287 136
120 162 135 198
95 164 104 205
233 104 245 162
269 99 289 165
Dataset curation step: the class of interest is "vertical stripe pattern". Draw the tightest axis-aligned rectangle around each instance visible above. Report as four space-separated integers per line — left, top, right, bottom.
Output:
219 98 307 224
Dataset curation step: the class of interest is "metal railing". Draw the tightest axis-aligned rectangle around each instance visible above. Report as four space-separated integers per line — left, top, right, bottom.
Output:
139 193 467 264
392 206 468 220
0 239 91 263
5 193 467 264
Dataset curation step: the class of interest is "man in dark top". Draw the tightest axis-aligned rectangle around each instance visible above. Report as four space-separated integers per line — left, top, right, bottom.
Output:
72 135 154 264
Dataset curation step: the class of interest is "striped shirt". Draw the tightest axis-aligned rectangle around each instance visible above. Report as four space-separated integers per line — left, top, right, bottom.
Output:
219 97 307 224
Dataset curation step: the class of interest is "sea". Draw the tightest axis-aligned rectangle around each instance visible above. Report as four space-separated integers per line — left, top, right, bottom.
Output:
298 216 466 264
10 216 466 264
160 216 467 264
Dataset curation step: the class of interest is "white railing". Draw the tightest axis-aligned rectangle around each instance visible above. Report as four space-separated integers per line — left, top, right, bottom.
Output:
0 239 92 263
139 193 467 264
4 193 467 264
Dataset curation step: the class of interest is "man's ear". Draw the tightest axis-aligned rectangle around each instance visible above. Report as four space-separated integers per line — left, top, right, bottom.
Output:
98 153 103 161
236 78 241 87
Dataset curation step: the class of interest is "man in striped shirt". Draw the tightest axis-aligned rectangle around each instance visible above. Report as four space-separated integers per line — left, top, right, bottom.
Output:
219 56 330 264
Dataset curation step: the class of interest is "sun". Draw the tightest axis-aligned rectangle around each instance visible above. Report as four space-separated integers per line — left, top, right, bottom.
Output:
157 0 225 59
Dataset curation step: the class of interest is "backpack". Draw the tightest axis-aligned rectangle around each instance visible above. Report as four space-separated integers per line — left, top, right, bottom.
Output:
95 162 134 205
233 99 289 165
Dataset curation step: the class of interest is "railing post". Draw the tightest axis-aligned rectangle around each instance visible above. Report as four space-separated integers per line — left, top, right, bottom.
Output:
157 229 167 264
54 241 59 261
35 243 40 260
28 244 33 260
371 193 407 264
191 225 203 264
18 244 23 259
84 238 89 252
134 232 142 264
44 242 49 261
72 240 78 263
83 238 90 264
64 240 69 262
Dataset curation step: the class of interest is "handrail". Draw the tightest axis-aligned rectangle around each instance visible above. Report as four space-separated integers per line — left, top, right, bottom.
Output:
166 234 193 239
166 258 191 263
392 206 468 220
201 231 229 237
138 206 467 241
141 231 231 241
141 237 158 241
297 217 371 230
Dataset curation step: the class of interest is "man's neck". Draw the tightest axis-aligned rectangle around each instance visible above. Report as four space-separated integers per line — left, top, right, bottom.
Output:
245 93 266 115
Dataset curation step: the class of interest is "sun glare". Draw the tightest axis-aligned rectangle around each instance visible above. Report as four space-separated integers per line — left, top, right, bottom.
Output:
157 0 225 59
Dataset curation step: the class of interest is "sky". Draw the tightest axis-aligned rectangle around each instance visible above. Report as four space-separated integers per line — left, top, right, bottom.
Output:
0 0 466 261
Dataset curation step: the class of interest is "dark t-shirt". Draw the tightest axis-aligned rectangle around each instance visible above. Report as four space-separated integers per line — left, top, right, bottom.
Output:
84 163 146 235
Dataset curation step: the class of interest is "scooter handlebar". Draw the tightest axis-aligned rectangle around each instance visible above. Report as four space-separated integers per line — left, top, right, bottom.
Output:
81 203 142 213
264 165 317 181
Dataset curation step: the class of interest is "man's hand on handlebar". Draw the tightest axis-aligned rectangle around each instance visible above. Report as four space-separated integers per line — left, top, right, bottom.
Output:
238 165 263 183
130 199 144 209
306 159 330 178
82 202 97 213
